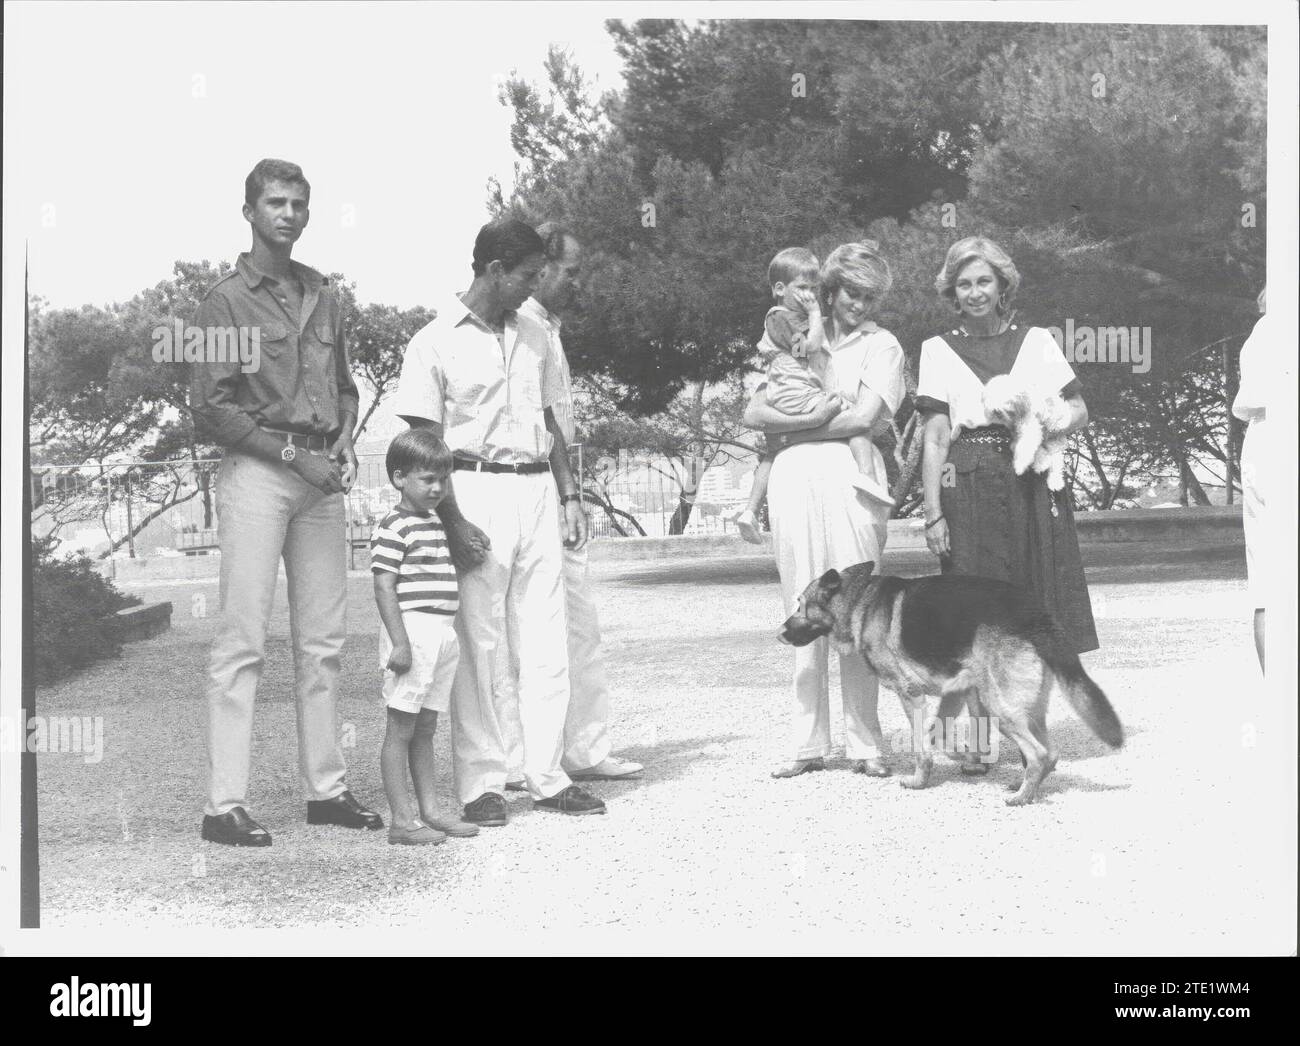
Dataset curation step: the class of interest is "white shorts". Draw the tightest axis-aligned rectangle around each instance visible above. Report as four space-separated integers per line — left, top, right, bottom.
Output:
378 612 459 714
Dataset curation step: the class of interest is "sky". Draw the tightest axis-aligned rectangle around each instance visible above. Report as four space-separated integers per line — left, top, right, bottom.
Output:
8 1 626 310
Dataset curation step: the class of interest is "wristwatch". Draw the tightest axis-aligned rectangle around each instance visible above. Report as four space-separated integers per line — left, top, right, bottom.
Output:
281 445 297 464
560 493 582 505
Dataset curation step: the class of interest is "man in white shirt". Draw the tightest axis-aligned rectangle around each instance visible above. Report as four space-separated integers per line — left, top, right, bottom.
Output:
508 223 644 783
391 218 606 825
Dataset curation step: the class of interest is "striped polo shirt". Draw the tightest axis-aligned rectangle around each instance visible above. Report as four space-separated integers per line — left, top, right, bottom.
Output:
370 509 458 615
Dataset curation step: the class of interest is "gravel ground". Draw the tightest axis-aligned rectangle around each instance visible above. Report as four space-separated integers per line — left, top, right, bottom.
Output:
29 538 1295 954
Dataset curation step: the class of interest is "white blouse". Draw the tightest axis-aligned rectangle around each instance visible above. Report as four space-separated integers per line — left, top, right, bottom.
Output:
1231 314 1268 425
916 325 1077 432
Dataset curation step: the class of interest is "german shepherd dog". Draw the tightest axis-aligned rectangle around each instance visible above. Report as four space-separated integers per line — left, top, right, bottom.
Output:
778 562 1123 805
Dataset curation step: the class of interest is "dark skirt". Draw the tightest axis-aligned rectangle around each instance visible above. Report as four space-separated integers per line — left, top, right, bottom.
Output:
940 438 1099 653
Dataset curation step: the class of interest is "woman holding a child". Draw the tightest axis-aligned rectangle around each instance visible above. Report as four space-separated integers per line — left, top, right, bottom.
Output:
744 242 906 780
916 236 1098 656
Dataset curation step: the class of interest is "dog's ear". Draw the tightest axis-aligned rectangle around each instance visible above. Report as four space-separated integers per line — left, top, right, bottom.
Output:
820 568 842 593
860 560 876 577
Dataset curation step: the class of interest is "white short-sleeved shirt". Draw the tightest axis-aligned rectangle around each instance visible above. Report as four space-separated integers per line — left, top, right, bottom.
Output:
518 296 575 445
390 292 564 464
915 324 1076 432
1232 313 1268 425
825 321 907 417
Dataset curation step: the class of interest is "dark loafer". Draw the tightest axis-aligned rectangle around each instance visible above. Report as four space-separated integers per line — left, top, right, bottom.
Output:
201 806 272 847
533 785 606 816
463 793 508 827
306 790 384 830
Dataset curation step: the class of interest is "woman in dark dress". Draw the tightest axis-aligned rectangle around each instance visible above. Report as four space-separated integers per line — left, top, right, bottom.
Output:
916 236 1099 653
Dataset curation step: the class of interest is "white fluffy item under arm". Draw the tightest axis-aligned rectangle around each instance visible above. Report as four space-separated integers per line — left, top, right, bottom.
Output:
981 374 1073 492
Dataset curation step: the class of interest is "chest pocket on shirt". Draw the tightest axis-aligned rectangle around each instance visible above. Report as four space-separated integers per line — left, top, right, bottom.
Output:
258 322 291 360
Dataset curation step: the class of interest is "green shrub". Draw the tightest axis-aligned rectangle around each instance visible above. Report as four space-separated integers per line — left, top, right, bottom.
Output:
32 535 142 684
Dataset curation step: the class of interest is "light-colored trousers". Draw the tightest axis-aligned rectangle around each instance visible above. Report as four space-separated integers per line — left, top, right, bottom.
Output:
204 449 348 816
450 471 572 804
768 441 890 760
503 545 614 777
1240 418 1266 610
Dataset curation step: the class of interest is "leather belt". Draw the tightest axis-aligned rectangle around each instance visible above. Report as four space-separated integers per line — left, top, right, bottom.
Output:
262 427 331 451
453 456 551 475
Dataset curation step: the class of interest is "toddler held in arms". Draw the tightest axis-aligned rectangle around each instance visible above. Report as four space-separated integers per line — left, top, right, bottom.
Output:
735 247 893 544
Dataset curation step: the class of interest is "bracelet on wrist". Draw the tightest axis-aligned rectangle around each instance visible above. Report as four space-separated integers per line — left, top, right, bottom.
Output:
560 493 582 505
925 515 945 530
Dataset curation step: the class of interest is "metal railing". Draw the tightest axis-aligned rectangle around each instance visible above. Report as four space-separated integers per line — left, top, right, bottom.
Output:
31 444 761 563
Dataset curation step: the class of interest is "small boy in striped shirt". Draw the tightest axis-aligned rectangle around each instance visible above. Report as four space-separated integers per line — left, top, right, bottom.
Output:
371 429 478 845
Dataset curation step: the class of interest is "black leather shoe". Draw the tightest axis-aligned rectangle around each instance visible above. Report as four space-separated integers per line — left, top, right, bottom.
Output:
463 792 508 827
306 790 384 830
201 807 272 847
533 785 606 816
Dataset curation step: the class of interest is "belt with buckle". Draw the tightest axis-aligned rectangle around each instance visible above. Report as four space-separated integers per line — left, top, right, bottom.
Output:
262 427 331 451
955 425 1011 448
452 456 551 475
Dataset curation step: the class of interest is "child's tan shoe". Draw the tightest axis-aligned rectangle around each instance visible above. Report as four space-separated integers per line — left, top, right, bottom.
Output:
388 821 446 845
422 816 480 838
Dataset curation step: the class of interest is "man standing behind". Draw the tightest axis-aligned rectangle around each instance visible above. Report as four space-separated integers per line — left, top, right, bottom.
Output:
511 223 643 783
191 159 383 846
391 218 607 826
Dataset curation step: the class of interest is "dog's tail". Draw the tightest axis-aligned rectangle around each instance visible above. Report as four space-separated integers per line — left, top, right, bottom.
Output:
1040 628 1124 748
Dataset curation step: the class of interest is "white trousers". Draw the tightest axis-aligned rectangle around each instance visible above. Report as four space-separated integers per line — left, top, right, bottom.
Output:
449 471 571 804
1240 419 1266 609
768 441 890 760
503 545 614 777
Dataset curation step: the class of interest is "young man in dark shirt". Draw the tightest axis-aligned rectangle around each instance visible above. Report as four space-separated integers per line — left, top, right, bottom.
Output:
190 158 382 846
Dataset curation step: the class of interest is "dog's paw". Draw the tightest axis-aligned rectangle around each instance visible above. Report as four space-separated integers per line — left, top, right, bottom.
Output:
899 769 932 790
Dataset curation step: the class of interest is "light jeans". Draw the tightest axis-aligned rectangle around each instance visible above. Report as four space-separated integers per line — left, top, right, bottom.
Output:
204 449 348 816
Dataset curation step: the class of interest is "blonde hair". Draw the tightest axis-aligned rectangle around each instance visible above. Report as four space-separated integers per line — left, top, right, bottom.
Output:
820 241 892 310
934 236 1020 313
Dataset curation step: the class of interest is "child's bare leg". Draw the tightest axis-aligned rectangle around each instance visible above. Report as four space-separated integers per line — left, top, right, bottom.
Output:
736 456 772 544
381 708 420 828
408 709 440 820
411 709 479 837
848 434 894 505
848 435 874 475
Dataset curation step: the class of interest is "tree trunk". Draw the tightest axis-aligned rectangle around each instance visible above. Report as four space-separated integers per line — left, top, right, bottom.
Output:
890 413 923 515
1176 456 1211 506
667 492 695 535
353 386 387 443
1081 430 1113 509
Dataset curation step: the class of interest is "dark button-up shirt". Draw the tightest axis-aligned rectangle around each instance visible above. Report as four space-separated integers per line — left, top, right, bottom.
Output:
189 253 359 447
